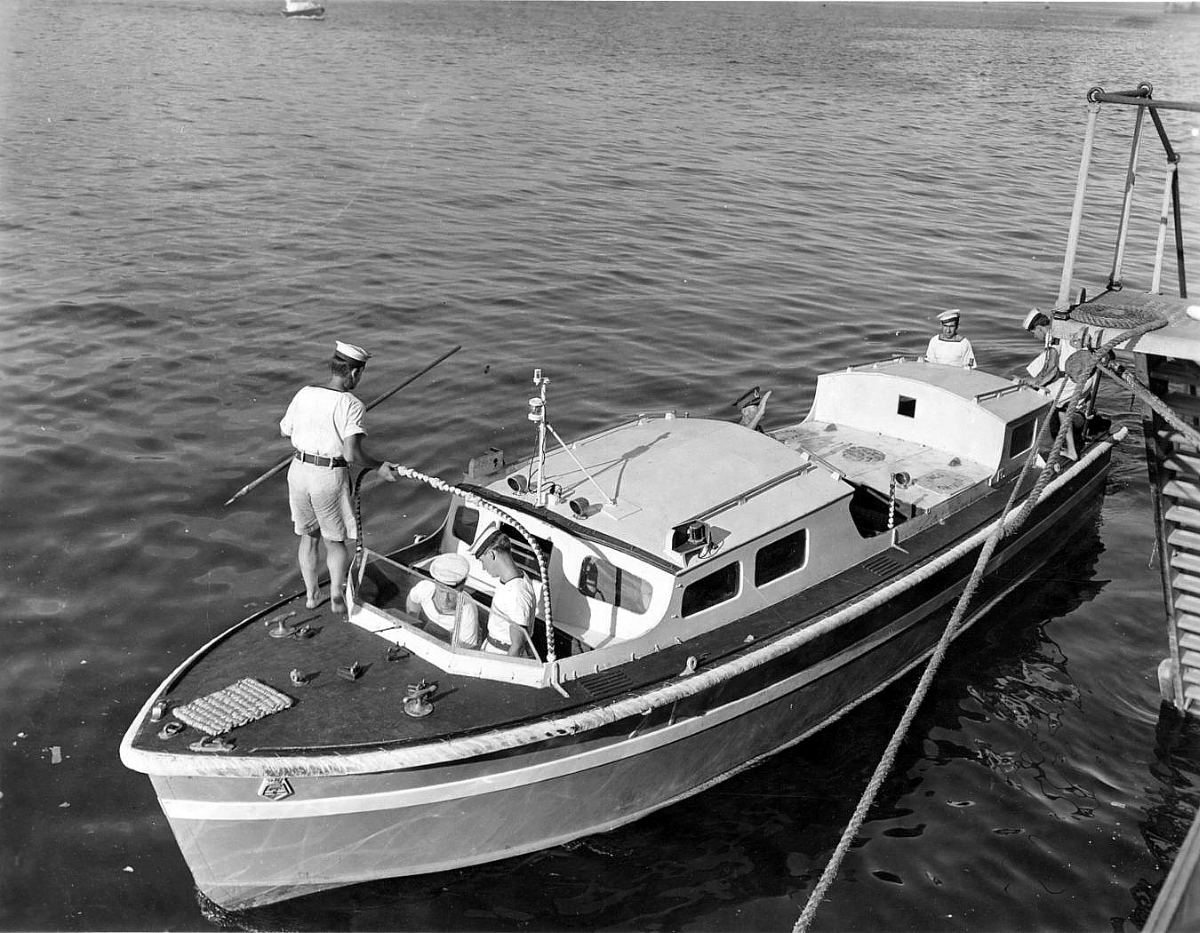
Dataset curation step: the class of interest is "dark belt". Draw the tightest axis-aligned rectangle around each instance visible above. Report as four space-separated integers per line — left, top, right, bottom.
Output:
294 450 348 468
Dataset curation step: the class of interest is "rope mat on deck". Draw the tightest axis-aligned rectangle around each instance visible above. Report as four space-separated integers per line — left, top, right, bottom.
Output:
173 678 294 736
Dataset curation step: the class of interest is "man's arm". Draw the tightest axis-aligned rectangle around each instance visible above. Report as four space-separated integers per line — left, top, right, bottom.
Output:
343 434 398 482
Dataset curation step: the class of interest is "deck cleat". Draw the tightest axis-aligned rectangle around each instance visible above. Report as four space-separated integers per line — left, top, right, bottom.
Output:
290 669 309 687
337 661 363 682
386 645 409 663
156 720 185 740
403 680 437 718
265 612 298 638
150 699 170 722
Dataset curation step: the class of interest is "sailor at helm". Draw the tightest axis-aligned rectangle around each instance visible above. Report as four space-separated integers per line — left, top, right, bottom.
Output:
924 309 977 368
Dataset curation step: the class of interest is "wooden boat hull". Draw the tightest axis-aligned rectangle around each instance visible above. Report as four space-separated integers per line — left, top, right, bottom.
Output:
142 447 1112 911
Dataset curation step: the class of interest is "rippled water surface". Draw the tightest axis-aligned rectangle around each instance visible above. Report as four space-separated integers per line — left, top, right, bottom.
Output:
4 1 1200 930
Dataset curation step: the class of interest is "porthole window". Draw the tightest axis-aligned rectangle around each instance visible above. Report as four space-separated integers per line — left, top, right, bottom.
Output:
755 528 808 586
681 563 740 618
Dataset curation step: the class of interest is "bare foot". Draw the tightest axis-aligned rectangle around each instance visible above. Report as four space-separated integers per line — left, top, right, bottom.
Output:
305 592 320 610
330 595 347 616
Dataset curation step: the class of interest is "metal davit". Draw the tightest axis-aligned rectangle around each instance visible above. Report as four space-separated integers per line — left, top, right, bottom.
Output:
1058 82 1200 309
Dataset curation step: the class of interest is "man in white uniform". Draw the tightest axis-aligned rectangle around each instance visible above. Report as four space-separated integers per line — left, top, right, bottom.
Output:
405 553 480 647
925 309 976 368
280 341 399 614
472 529 537 657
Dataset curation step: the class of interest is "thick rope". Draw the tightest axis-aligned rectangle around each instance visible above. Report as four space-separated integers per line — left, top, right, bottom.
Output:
795 378 1079 933
1095 360 1200 449
796 313 1172 930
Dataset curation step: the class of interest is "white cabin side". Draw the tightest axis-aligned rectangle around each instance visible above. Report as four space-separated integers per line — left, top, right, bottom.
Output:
806 359 1050 475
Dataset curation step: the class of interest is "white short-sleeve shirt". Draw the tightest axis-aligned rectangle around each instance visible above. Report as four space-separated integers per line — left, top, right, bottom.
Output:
280 386 366 458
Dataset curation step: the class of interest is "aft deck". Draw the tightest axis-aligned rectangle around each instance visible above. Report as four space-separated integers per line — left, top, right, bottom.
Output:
773 421 992 511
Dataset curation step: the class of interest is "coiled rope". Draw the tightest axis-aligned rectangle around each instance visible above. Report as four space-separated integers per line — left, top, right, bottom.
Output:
795 313 1171 932
348 465 556 664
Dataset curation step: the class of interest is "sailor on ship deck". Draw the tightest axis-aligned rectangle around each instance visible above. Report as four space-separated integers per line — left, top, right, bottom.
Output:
280 341 399 613
472 529 537 657
924 309 977 368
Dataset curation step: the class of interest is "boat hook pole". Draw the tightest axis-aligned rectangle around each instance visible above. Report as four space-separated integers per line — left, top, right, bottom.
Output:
222 345 462 507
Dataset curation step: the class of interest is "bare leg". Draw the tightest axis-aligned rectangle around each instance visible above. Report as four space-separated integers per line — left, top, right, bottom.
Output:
326 538 350 614
298 532 322 608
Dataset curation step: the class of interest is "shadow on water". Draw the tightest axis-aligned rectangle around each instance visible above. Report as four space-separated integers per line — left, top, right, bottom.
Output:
192 498 1184 933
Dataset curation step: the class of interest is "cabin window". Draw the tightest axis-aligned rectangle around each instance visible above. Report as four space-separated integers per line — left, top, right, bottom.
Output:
577 557 652 614
491 522 552 583
1009 418 1036 457
897 395 916 418
681 563 740 617
754 528 808 586
452 506 480 545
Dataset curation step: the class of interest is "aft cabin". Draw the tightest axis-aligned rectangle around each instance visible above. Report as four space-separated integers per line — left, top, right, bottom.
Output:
775 358 1052 531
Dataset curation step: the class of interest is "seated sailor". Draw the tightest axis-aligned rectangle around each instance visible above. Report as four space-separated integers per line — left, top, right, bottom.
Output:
925 309 977 368
472 529 537 657
405 553 481 648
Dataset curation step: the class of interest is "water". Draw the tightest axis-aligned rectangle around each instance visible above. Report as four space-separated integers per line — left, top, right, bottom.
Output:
4 1 1200 929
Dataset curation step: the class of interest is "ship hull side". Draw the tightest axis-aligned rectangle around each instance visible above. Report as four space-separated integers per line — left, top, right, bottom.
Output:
154 454 1110 911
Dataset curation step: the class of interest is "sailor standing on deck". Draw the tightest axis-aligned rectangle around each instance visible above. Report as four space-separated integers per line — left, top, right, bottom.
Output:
280 341 399 614
1019 310 1097 460
472 529 537 657
924 309 977 368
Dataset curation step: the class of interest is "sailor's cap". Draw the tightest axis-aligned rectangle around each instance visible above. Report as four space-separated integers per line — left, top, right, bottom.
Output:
470 524 509 557
937 309 961 324
1022 309 1051 332
334 341 371 365
429 553 469 586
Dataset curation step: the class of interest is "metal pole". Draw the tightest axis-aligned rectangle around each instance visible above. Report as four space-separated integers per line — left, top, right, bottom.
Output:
1151 164 1176 294
1172 161 1189 298
1058 102 1102 308
1108 105 1146 289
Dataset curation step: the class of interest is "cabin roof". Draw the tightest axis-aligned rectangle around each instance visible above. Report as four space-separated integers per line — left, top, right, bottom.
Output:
820 357 1048 422
483 417 850 567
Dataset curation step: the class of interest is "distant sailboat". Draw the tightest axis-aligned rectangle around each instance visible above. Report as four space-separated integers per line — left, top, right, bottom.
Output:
282 0 324 19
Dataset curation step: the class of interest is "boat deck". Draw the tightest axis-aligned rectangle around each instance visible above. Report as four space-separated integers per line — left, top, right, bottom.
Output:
773 421 993 510
129 598 577 755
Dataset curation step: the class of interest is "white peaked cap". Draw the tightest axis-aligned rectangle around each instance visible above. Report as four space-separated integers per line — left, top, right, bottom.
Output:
937 309 961 324
334 341 371 364
429 553 469 586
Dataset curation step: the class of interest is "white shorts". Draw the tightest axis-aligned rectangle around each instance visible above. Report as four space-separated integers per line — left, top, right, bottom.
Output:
287 460 358 541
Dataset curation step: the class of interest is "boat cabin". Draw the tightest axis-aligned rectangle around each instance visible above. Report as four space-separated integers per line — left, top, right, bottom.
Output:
349 359 1052 691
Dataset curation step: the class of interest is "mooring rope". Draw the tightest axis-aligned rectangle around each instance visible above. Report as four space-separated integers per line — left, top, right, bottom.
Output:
797 312 1175 931
348 465 556 664
793 372 1078 932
